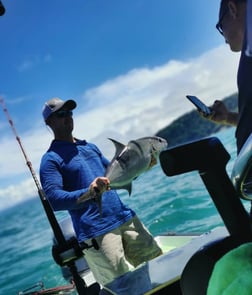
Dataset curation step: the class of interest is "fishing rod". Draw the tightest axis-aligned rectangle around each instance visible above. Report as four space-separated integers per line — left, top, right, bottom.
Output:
0 97 66 243
0 97 99 295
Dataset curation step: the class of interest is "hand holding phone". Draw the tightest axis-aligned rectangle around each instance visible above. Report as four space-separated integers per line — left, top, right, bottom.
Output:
186 95 212 116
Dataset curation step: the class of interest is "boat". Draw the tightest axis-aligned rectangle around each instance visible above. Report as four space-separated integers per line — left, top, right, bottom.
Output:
18 136 252 295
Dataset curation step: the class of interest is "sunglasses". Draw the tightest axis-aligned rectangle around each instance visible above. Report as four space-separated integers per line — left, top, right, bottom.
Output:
54 110 73 118
216 7 228 35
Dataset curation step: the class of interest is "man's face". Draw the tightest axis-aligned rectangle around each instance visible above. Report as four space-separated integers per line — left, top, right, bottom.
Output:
47 109 74 135
216 0 246 52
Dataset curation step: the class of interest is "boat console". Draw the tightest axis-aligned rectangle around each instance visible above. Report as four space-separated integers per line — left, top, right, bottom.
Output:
160 136 252 239
159 136 252 294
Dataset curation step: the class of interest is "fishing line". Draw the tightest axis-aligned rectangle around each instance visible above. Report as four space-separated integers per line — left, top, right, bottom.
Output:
0 97 66 244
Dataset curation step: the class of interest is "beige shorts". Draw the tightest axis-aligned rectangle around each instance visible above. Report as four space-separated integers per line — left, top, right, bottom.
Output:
83 215 162 286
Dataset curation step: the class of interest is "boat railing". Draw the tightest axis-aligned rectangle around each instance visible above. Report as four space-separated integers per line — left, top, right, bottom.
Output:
18 281 76 295
231 133 252 200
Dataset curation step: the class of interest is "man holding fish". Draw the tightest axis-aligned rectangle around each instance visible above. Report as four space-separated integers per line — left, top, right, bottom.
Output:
39 97 167 294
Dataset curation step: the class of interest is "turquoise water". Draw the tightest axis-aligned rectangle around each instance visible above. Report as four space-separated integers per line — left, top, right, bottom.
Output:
1 128 249 295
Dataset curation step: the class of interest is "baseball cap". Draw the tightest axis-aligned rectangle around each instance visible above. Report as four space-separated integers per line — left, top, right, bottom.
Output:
42 97 77 121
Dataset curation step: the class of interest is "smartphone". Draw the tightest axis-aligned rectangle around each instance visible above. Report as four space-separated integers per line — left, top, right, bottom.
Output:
186 95 212 116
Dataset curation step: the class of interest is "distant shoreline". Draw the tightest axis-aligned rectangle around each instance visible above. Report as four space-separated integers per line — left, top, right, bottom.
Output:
156 93 238 147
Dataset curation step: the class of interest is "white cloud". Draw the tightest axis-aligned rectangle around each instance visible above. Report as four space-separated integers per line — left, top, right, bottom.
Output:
74 45 239 149
0 178 37 209
17 54 52 72
0 45 240 210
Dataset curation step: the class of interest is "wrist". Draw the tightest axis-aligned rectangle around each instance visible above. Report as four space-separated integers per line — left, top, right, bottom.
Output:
225 112 238 126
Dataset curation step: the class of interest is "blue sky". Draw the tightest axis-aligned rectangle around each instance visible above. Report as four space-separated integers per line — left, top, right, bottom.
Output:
0 0 241 210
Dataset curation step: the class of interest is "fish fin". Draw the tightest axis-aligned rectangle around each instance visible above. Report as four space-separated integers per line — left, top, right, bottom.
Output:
77 189 103 218
127 183 132 196
111 183 133 196
108 138 126 159
92 188 103 218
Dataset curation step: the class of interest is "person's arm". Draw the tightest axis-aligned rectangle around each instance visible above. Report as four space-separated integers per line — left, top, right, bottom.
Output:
40 156 88 211
40 144 111 211
203 100 238 126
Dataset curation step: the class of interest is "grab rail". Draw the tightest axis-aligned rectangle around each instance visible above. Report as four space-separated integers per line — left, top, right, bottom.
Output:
231 133 252 200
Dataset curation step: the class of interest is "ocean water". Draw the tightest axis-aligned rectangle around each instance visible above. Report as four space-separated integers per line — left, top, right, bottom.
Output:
1 128 250 295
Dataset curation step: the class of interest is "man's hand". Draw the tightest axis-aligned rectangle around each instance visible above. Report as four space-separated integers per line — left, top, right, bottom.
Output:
207 100 229 123
89 177 111 196
201 100 238 126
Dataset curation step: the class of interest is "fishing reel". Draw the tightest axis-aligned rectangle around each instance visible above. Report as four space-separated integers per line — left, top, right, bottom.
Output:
52 236 99 267
51 218 101 295
52 236 101 295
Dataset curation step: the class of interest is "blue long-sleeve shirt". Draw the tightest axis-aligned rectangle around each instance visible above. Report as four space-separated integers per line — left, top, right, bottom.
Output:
39 139 135 241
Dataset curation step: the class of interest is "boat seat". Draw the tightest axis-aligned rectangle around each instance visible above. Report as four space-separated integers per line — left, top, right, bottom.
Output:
52 218 91 280
52 217 102 294
180 235 245 295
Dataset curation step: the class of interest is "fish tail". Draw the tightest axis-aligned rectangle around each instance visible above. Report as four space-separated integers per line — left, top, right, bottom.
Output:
77 189 103 218
77 191 90 204
96 194 103 218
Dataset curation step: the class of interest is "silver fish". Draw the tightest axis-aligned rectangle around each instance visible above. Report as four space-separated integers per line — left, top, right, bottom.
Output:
105 136 168 194
77 136 168 216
